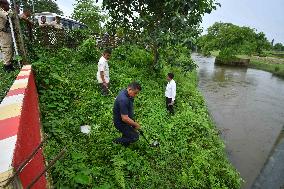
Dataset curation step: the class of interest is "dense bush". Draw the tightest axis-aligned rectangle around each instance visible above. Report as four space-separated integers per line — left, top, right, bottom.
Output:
33 42 241 188
197 22 271 58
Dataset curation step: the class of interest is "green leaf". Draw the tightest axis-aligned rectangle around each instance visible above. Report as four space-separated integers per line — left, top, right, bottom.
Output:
74 173 90 185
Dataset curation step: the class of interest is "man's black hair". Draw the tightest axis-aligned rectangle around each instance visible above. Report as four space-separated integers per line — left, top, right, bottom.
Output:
128 82 142 91
0 0 8 5
168 73 174 79
103 49 112 54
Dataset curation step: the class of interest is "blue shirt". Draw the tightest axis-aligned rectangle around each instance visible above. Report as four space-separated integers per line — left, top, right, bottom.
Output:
113 89 134 125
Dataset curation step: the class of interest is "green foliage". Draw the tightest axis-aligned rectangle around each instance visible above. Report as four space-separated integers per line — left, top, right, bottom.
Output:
33 43 242 188
218 48 237 60
102 0 219 66
273 43 284 51
19 0 63 15
249 59 284 78
197 22 271 58
75 38 100 63
28 26 91 62
160 45 197 72
72 0 105 32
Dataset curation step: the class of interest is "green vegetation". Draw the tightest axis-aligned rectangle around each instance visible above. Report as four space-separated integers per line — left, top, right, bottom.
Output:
33 41 242 188
16 0 63 15
103 0 220 66
265 50 284 59
72 0 105 32
0 66 20 102
273 43 284 52
0 1 243 187
246 57 284 78
197 22 284 77
198 22 271 59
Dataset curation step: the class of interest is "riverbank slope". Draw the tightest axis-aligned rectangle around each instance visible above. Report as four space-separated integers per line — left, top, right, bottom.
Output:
33 43 242 188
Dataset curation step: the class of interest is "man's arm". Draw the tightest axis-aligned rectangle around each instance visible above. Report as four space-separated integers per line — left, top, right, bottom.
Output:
121 115 141 129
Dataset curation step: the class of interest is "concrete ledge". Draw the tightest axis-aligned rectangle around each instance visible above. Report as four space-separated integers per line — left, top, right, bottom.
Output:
215 57 250 67
0 65 47 188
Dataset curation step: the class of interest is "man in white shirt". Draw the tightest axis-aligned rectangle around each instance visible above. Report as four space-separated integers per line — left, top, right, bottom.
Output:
97 49 112 95
165 73 176 114
39 16 49 27
50 16 63 29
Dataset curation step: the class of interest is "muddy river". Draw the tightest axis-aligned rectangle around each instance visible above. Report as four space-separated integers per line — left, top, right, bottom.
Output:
193 54 284 189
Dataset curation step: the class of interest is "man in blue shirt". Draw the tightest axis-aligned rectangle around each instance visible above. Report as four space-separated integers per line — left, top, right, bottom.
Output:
113 82 142 146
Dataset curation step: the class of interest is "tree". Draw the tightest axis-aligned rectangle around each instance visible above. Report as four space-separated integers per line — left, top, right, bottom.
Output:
197 22 271 58
19 0 63 15
72 0 105 32
274 43 284 51
102 0 219 67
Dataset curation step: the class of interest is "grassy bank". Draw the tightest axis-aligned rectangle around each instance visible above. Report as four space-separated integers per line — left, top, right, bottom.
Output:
248 58 284 78
238 54 284 78
33 42 241 188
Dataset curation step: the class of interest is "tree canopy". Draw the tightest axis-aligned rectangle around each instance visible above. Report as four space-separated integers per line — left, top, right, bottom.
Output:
72 0 105 32
197 22 271 58
273 43 284 51
19 0 63 15
102 0 220 66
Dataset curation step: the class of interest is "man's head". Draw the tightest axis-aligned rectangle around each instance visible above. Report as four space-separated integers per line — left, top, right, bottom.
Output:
0 0 9 11
41 16 46 23
167 73 174 81
23 9 31 17
55 16 60 23
127 82 142 98
102 49 112 60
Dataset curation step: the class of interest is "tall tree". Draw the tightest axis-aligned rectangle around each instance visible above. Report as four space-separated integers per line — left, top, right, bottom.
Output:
72 0 104 32
102 0 219 67
197 22 271 58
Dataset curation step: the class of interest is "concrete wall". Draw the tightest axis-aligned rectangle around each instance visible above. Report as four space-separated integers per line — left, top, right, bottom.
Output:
0 65 47 188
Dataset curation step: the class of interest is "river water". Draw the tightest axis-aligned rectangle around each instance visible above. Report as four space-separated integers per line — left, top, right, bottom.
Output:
192 53 284 189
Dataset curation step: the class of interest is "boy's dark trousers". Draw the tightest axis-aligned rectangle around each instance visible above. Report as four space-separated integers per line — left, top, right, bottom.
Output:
166 97 174 114
99 83 109 95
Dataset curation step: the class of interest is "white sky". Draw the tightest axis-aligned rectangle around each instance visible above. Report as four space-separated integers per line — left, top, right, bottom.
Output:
57 0 284 44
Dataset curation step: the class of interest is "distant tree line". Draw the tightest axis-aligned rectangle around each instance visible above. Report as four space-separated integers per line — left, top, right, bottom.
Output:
273 43 284 51
197 22 272 59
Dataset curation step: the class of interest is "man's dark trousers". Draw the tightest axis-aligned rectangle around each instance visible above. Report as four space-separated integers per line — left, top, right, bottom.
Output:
166 97 174 114
114 123 139 146
99 83 109 95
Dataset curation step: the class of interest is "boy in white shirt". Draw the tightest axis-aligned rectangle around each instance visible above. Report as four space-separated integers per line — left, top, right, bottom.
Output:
97 49 112 95
165 73 176 114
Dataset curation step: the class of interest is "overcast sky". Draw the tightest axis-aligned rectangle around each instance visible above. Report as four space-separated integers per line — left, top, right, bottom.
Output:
57 0 284 44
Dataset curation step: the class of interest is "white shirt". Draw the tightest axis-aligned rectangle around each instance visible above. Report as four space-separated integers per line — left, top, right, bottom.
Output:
50 21 63 29
165 79 176 101
97 56 110 83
